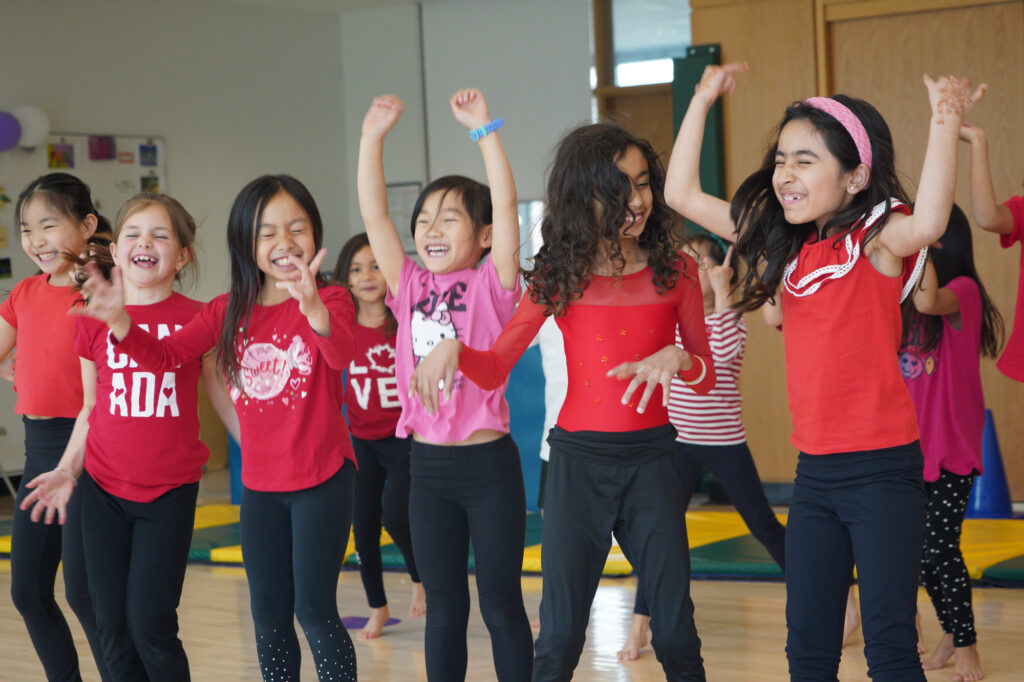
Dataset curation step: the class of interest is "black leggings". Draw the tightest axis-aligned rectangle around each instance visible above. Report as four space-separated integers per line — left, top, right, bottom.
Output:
785 443 927 682
79 472 198 681
409 435 532 682
921 469 976 648
633 440 786 616
350 435 420 608
240 462 357 682
535 426 704 682
10 417 111 682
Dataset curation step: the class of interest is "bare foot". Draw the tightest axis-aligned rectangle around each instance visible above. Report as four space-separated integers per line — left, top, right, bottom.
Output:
916 609 925 655
617 614 650 662
409 582 426 619
921 632 954 671
359 606 390 640
842 588 861 648
952 643 983 681
530 617 541 630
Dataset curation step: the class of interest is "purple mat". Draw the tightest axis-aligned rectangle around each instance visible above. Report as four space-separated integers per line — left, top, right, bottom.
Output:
341 616 401 630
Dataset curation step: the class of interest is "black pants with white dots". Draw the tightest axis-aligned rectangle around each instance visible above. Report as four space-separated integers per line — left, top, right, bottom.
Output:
240 462 356 681
921 469 977 648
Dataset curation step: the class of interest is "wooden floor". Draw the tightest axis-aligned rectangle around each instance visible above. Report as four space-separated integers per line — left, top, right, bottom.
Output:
2 473 1023 681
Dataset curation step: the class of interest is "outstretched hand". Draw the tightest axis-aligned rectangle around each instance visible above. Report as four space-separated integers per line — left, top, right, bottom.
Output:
707 245 734 295
362 95 404 139
923 75 985 124
694 62 748 105
606 345 692 414
19 471 75 525
275 248 328 320
72 262 131 337
409 338 461 415
450 88 491 130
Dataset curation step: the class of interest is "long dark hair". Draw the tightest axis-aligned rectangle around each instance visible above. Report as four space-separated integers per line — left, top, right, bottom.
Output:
901 204 1004 357
524 123 683 317
331 232 397 335
16 172 113 280
732 96 910 314
217 175 327 389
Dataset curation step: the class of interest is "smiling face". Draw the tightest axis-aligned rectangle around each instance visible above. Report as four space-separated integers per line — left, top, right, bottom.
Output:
255 191 317 301
19 196 96 286
112 204 190 294
413 189 489 274
346 244 386 307
773 118 859 230
615 144 653 240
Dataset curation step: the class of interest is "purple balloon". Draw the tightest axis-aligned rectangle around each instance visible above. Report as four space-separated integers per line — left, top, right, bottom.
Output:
0 112 21 151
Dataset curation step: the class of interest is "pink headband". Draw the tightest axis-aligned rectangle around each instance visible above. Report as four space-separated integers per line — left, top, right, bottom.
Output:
803 96 872 169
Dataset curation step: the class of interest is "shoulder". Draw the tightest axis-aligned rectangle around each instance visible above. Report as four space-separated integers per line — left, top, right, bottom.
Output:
946 276 980 303
166 292 204 314
317 282 355 307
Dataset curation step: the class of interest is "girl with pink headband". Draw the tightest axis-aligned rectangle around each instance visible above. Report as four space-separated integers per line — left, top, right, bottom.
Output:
666 62 984 681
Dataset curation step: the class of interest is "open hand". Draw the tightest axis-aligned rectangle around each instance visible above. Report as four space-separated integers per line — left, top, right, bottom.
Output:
19 470 75 525
72 262 131 336
606 345 691 414
924 75 985 124
450 88 490 130
409 338 461 415
362 95 404 138
694 62 748 104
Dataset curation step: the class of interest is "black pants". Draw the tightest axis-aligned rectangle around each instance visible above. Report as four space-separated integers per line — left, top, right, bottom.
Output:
351 435 420 608
534 426 704 682
921 469 976 648
785 442 926 682
79 472 198 681
409 435 532 682
10 417 111 682
240 462 357 682
634 440 786 616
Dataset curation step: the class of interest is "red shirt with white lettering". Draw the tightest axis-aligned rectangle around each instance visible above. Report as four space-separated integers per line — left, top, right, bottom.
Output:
343 323 401 440
114 285 357 492
75 293 208 502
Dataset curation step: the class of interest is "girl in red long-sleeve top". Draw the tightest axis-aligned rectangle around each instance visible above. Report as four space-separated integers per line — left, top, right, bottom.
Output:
412 123 714 682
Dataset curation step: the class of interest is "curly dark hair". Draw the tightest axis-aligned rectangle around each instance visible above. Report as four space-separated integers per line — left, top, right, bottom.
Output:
524 123 683 316
731 95 911 314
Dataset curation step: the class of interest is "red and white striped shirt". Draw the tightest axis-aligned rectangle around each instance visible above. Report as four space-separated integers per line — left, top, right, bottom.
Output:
668 310 746 445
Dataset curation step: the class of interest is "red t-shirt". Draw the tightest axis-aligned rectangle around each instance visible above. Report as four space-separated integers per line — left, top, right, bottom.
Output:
782 202 920 454
459 254 715 432
0 274 84 418
344 323 400 440
115 285 357 492
75 294 208 502
997 195 1024 382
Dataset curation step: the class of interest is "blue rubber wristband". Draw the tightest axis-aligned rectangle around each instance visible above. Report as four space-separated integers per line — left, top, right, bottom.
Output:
469 118 504 141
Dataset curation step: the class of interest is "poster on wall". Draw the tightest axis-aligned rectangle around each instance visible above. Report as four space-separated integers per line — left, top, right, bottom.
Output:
386 182 422 255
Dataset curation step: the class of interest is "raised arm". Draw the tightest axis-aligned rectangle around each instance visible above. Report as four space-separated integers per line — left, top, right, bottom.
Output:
19 359 96 525
665 62 748 242
877 76 986 258
912 259 959 316
960 123 1014 235
449 89 520 290
358 95 410 293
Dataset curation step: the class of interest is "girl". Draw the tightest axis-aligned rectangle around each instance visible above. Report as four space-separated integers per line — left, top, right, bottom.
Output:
413 122 715 682
667 61 981 680
617 236 786 662
900 204 1001 682
2 172 111 681
21 193 239 680
331 232 425 639
74 175 359 681
358 89 532 681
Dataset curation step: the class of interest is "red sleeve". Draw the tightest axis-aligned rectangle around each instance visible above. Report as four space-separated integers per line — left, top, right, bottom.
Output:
0 278 23 328
310 286 357 371
116 300 221 370
458 293 548 390
1000 196 1024 249
674 256 716 395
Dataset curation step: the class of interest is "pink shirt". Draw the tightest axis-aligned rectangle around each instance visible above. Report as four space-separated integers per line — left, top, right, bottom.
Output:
386 256 520 442
997 196 1024 382
900 277 984 481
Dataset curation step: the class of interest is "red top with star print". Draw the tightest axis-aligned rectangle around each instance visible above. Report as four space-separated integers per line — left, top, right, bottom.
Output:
115 285 357 492
343 323 401 440
459 253 714 432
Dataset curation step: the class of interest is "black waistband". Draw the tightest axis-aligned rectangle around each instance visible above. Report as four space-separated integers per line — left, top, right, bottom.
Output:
547 423 676 465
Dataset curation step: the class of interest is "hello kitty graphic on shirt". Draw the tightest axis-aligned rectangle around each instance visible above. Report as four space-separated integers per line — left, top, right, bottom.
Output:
410 301 458 363
230 334 313 407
